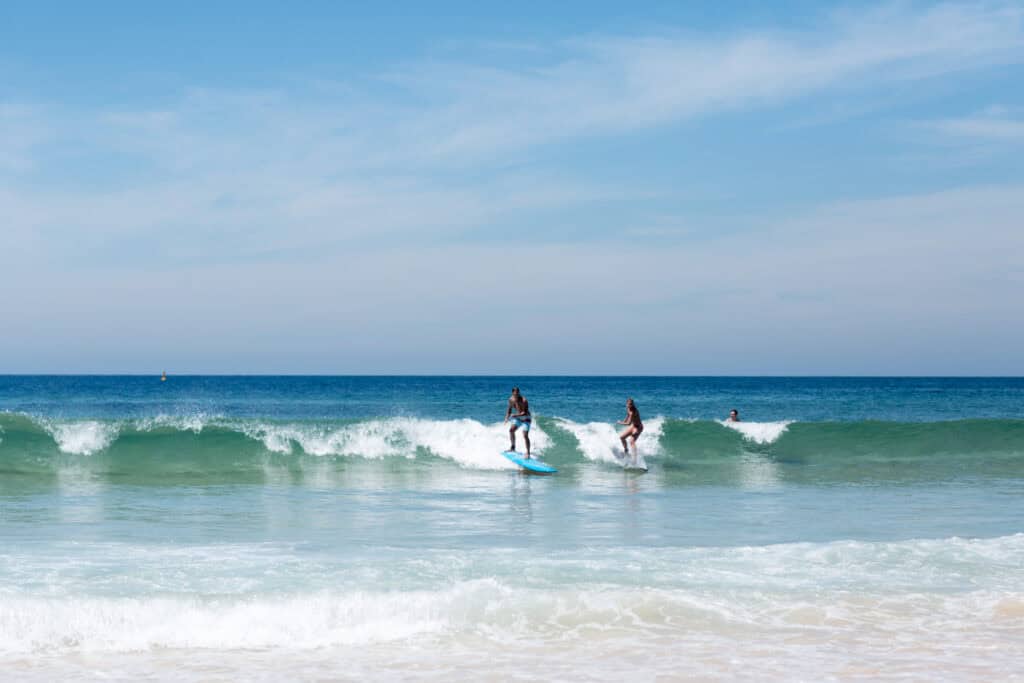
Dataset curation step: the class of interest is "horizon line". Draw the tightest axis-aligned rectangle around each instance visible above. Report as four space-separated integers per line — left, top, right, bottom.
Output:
1 373 1023 379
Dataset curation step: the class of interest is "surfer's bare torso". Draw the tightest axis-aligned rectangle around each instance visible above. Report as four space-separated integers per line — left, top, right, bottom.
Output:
508 395 530 419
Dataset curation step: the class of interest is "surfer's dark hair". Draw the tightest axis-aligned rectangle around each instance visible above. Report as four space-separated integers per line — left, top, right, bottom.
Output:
512 386 519 393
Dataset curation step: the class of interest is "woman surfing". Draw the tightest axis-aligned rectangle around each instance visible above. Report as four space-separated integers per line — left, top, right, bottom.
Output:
617 398 643 464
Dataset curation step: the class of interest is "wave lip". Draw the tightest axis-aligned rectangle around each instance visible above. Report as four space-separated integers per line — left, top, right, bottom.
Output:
39 419 120 456
133 413 217 434
721 420 792 445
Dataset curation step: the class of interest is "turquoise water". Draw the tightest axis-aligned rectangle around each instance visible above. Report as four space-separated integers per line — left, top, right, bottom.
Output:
2 377 1023 680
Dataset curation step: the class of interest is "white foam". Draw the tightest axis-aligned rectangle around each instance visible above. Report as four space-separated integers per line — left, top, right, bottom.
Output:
40 420 120 455
2 535 1023 674
241 418 552 469
556 417 664 465
1 580 1021 659
722 420 792 445
0 582 494 653
133 413 216 433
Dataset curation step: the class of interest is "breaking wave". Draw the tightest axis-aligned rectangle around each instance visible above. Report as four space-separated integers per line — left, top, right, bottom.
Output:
2 413 1024 481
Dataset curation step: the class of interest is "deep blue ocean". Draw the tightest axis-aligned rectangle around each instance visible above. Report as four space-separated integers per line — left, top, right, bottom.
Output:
3 375 1022 422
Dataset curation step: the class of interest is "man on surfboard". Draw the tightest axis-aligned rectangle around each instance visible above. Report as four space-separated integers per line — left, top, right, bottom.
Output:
618 398 643 463
505 387 532 458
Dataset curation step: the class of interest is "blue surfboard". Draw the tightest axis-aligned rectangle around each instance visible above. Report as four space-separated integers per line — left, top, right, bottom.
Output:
502 451 558 474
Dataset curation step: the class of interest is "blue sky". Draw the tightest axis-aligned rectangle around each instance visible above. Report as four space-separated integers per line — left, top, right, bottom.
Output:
2 1 1023 374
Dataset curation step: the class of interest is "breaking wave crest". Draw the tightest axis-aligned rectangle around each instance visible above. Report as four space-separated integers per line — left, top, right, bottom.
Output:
39 419 120 456
239 417 553 469
2 414 1024 480
722 419 791 444
0 413 553 470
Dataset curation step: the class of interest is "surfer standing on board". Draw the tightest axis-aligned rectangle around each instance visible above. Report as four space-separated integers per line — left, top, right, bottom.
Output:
618 398 644 462
505 387 532 458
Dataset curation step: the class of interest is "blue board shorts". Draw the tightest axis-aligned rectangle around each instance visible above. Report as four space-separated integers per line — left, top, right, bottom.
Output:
510 417 532 432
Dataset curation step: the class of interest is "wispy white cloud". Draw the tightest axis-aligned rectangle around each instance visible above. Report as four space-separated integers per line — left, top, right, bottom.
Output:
379 2 1024 162
7 3 1024 173
1 2 1020 265
930 105 1024 140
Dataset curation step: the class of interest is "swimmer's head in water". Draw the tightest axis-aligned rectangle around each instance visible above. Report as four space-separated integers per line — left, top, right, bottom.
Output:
730 409 739 419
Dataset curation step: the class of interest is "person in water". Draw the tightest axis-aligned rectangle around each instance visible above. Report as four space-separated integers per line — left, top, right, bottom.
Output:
727 409 740 422
618 398 643 461
505 386 532 458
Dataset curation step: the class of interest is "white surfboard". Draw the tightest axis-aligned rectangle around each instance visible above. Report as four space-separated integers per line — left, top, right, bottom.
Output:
616 453 648 472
